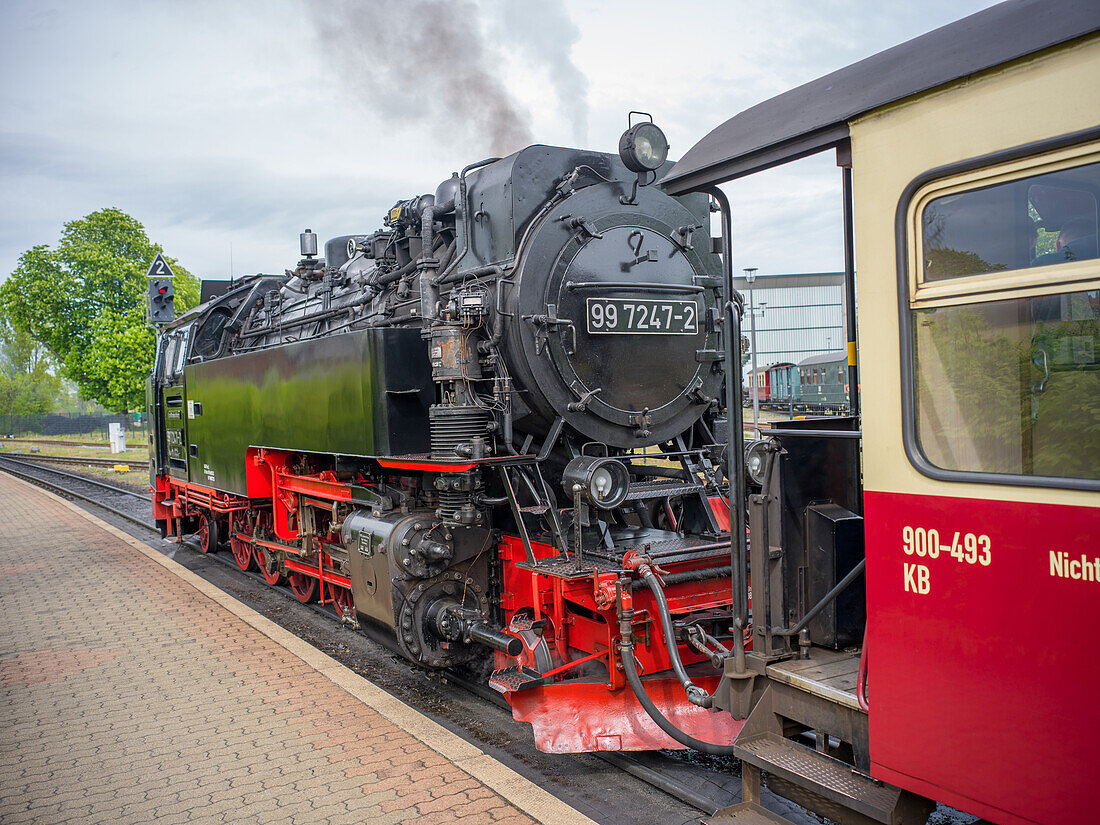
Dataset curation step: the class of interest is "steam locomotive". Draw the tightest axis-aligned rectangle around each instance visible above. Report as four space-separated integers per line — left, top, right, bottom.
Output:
148 119 749 752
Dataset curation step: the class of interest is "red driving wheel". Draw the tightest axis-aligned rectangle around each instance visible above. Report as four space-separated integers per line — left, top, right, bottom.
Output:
288 571 317 603
195 512 215 554
328 583 354 618
254 545 283 586
230 511 255 572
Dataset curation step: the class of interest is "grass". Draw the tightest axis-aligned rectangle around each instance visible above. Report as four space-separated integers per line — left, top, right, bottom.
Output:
79 465 150 491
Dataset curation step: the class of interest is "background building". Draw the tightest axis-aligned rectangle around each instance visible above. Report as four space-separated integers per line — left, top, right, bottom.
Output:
733 272 848 383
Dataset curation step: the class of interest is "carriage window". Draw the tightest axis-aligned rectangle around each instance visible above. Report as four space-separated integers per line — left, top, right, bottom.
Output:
912 156 1100 483
921 161 1100 281
914 292 1099 480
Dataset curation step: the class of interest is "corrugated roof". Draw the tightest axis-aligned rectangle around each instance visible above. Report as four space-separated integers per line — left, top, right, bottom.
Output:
799 351 848 367
733 272 844 290
661 0 1100 194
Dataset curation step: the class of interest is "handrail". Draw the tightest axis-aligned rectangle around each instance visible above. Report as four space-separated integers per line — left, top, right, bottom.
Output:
701 185 749 640
764 428 862 439
565 281 704 294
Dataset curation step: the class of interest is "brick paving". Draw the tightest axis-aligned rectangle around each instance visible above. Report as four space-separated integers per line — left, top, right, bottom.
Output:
0 473 591 825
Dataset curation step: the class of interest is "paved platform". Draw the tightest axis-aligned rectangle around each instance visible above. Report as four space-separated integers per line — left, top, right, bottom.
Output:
0 473 598 825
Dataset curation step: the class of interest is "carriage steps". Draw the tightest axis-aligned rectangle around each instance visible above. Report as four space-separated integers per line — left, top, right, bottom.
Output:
706 682 933 825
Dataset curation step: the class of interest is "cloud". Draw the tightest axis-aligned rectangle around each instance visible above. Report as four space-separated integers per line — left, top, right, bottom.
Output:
0 130 398 278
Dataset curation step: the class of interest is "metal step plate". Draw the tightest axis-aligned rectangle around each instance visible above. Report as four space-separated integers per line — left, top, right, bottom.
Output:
488 665 543 694
765 647 862 711
734 733 900 823
622 478 705 501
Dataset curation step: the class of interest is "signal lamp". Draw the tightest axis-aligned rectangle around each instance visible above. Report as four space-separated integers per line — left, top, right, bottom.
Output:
562 456 630 510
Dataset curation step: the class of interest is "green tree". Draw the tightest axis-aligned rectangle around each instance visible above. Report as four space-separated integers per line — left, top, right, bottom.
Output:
0 321 62 415
0 208 199 412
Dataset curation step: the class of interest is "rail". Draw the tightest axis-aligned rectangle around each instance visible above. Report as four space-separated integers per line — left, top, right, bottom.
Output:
6 452 150 469
0 456 151 528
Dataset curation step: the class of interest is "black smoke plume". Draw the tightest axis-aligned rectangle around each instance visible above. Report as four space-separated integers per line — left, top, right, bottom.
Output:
310 0 534 156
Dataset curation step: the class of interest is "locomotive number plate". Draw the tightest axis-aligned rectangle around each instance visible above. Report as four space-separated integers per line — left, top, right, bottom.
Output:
586 298 698 335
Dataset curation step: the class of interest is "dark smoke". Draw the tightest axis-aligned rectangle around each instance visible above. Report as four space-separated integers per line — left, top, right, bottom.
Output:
309 0 534 157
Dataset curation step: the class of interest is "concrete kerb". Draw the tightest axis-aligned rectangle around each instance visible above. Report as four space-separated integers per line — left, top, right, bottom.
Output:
9 473 598 825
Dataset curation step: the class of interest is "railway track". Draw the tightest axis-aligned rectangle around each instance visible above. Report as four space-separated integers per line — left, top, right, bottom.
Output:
0 455 784 822
0 436 133 448
2 451 150 469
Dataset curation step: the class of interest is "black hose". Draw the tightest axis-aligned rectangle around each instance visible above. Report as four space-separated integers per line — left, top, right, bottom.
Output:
630 565 731 591
627 465 690 481
632 500 654 528
638 567 709 707
619 641 737 756
375 236 446 287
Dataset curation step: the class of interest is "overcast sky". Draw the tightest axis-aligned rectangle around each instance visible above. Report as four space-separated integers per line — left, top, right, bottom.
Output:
0 0 1001 284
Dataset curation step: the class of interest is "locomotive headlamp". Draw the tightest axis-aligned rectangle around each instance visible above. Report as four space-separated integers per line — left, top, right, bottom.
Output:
562 456 630 510
744 439 770 487
619 121 669 173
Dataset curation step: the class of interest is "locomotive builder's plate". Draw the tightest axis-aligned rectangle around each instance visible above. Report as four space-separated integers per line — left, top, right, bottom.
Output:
586 297 699 334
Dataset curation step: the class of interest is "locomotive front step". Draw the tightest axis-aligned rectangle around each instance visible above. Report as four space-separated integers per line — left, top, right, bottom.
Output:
622 478 705 501
488 665 544 694
734 732 901 824
729 683 933 825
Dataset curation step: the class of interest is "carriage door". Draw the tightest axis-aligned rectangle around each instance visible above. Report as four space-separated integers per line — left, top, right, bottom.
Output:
161 324 193 481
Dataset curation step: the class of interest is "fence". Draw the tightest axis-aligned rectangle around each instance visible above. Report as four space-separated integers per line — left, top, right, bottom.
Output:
0 413 148 442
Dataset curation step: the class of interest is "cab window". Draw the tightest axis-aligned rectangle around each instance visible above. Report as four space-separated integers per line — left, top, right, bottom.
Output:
908 150 1100 484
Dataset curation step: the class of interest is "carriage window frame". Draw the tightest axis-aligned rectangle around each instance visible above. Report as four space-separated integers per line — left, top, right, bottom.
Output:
897 129 1100 492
